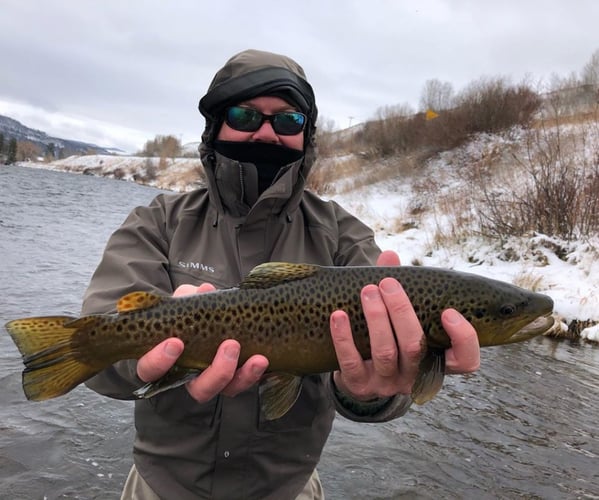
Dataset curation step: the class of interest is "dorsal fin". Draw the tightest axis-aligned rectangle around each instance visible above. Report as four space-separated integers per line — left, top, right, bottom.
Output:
116 291 165 313
240 262 321 290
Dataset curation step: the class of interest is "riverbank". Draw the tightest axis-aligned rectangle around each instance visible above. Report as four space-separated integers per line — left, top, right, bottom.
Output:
20 154 205 192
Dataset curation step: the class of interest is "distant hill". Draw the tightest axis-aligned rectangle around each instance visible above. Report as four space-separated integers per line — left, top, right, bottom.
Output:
0 115 123 157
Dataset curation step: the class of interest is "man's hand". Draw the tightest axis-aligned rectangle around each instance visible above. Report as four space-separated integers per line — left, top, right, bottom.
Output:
330 250 480 401
136 283 269 402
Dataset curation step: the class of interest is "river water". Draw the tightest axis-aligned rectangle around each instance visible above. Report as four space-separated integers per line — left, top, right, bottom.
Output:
1 165 598 499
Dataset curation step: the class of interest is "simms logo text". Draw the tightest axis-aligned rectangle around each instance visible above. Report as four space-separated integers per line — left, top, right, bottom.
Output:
178 261 215 273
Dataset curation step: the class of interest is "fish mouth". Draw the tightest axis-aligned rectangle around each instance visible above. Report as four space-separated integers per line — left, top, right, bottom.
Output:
509 314 556 343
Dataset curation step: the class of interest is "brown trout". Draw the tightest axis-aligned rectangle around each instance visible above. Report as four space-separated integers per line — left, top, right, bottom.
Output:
5 263 554 419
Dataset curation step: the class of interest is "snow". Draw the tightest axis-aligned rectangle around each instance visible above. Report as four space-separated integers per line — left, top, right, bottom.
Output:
325 125 599 342
331 178 599 341
582 324 599 342
21 153 204 192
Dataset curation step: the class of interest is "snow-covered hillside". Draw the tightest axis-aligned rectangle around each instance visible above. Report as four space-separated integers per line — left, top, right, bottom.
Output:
28 154 205 192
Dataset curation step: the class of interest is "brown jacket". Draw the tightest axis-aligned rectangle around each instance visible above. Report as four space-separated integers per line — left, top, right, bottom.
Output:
82 49 412 499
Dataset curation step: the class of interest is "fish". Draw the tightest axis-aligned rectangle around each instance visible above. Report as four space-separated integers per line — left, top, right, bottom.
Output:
5 262 555 419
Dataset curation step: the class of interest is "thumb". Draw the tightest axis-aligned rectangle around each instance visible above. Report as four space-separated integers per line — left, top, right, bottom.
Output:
137 338 184 382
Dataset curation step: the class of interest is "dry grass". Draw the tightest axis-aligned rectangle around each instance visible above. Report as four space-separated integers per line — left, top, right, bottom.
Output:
156 160 205 191
532 108 599 128
308 154 420 195
512 271 546 291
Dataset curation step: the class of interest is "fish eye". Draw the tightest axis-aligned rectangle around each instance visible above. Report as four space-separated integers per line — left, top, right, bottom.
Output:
500 304 516 316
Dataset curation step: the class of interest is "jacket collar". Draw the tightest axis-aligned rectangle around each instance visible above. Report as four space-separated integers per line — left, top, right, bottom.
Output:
206 151 307 219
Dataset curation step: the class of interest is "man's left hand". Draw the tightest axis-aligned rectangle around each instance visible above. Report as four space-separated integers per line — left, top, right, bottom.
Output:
330 250 480 401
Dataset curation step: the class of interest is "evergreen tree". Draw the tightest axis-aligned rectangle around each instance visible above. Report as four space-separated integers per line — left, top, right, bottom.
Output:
45 142 56 161
0 132 4 154
7 138 17 164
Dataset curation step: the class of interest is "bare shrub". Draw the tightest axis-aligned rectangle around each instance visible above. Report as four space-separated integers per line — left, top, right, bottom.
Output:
315 116 339 158
16 140 42 161
360 103 416 157
580 48 599 87
453 76 541 134
419 79 454 113
143 158 157 182
113 168 125 180
139 135 182 158
476 117 599 241
356 77 540 161
158 155 169 171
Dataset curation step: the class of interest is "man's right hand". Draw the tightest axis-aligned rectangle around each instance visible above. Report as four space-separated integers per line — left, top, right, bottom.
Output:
136 283 269 402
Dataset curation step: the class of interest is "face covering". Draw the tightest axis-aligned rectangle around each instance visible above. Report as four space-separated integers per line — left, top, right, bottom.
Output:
214 140 304 194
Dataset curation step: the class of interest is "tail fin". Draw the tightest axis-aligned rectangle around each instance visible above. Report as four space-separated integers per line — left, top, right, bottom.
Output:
5 316 100 401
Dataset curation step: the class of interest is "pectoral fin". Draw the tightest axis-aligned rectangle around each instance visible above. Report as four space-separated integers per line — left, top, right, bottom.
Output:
259 373 303 420
133 365 202 399
411 349 445 404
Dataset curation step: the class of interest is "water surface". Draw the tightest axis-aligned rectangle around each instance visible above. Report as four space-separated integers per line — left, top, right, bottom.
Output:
1 165 597 499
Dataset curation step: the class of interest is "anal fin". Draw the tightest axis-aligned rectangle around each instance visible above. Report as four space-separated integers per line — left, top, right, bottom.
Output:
259 373 303 420
411 349 446 405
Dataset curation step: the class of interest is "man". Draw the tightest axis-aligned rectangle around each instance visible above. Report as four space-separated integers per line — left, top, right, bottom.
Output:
83 49 480 499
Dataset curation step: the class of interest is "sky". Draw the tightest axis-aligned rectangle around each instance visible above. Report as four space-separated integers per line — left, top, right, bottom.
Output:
1 0 598 153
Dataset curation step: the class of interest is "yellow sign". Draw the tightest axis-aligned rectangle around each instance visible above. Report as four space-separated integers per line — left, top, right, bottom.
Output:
425 109 439 120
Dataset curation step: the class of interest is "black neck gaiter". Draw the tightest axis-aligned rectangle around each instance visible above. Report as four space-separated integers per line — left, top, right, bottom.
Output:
214 140 304 194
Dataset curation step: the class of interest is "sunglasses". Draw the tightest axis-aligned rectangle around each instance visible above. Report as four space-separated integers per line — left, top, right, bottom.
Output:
225 106 307 136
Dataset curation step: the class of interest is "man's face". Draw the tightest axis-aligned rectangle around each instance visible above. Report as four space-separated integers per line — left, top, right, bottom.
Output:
217 96 305 151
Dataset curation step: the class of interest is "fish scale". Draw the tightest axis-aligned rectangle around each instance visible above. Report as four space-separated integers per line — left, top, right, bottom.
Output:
5 262 555 418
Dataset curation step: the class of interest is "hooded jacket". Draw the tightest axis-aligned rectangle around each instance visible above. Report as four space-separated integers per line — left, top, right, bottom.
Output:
83 49 412 500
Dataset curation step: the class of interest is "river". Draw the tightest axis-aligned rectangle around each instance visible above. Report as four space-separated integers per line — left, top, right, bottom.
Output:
1 165 598 499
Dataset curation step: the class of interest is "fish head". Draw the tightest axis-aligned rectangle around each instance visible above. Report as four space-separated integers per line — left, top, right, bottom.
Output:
461 280 555 347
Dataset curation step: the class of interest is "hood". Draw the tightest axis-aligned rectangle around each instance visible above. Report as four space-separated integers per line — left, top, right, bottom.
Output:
197 49 319 216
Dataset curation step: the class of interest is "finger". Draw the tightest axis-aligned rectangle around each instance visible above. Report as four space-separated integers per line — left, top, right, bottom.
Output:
221 355 269 397
173 284 199 297
185 339 241 402
379 278 425 393
361 284 398 378
376 250 401 267
137 338 184 382
197 283 216 293
442 309 480 374
173 282 216 297
330 310 369 393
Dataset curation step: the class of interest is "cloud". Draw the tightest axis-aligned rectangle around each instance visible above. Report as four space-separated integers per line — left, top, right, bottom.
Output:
0 0 597 151
0 99 150 153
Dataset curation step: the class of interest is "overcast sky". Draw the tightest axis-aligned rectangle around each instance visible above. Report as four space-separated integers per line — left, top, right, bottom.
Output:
1 0 597 153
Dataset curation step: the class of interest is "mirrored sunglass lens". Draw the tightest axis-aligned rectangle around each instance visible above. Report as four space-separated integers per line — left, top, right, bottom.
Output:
227 107 262 131
273 112 306 135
